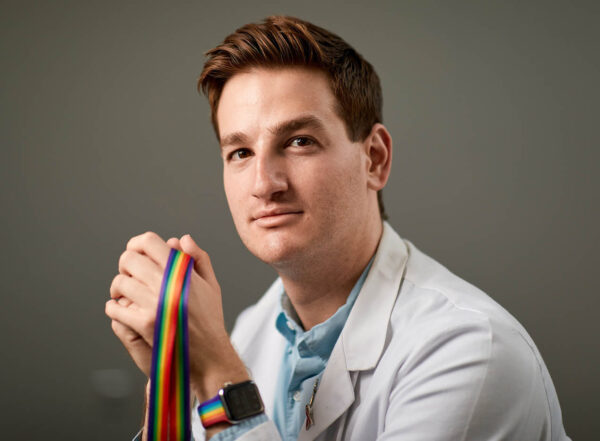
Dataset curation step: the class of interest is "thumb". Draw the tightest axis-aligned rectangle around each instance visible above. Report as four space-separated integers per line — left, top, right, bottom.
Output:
179 234 217 285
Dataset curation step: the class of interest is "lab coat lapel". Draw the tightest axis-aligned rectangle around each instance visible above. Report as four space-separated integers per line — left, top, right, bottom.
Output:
343 222 408 371
297 338 354 441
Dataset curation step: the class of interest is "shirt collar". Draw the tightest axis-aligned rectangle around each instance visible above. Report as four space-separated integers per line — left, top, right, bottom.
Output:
275 257 374 360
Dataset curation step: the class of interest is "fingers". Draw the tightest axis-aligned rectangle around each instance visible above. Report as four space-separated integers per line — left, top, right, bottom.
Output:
127 231 172 269
119 235 183 291
108 234 188 378
111 318 143 345
105 299 155 344
112 233 215 337
110 319 153 377
167 237 181 250
179 234 218 286
118 251 163 290
110 273 155 308
116 296 132 307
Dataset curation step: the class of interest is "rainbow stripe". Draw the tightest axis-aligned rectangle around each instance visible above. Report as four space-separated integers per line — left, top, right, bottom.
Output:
147 249 194 441
198 394 228 427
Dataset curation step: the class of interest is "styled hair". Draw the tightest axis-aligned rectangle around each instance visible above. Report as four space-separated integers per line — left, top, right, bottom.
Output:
198 15 387 219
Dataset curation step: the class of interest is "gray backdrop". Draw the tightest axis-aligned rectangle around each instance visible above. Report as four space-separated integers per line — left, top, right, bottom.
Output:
1 0 597 439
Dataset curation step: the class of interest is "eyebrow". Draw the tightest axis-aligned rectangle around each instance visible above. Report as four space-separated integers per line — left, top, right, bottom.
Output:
220 115 328 149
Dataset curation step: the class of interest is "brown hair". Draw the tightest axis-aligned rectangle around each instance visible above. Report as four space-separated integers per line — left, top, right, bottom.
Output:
198 15 387 219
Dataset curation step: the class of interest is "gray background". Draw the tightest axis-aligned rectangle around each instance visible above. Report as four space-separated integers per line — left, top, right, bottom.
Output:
1 0 597 439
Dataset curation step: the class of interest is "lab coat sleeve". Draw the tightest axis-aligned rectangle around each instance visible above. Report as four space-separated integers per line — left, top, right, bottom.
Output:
207 414 279 441
191 418 281 441
219 419 282 441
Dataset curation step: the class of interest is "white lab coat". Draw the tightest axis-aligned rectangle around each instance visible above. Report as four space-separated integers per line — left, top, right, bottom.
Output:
191 222 570 441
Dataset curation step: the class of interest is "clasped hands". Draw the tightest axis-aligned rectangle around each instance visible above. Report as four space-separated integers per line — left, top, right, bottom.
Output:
105 232 249 401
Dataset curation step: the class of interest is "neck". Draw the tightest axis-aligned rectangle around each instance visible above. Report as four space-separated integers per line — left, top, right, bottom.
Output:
277 220 383 330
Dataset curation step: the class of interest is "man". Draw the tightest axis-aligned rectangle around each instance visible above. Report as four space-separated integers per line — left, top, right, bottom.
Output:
106 16 570 441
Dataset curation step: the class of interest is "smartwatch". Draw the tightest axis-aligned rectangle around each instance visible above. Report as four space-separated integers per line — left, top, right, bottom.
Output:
197 380 265 428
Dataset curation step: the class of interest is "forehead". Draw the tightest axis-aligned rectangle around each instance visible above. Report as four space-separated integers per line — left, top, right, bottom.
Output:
216 67 343 141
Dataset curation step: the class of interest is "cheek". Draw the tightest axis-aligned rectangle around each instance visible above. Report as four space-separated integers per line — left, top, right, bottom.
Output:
303 156 364 213
224 177 244 221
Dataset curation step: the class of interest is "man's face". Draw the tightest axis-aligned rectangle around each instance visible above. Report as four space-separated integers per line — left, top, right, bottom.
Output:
216 67 372 269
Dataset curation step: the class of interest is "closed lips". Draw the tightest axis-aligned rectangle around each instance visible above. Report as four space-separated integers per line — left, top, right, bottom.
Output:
253 209 302 219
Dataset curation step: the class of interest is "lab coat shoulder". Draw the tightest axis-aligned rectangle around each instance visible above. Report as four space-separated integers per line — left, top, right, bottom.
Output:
363 238 570 441
323 228 569 440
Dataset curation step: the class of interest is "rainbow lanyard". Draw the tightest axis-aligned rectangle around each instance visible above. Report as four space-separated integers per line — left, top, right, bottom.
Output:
147 249 194 441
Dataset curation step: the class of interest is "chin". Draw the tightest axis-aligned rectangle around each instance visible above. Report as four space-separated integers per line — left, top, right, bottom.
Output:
244 232 306 267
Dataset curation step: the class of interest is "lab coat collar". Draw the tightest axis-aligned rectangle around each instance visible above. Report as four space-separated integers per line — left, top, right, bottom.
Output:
342 221 409 371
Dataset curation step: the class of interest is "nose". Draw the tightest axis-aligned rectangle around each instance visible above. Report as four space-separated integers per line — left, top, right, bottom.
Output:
251 151 288 200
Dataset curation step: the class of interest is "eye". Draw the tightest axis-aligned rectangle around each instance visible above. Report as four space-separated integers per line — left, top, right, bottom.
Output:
228 148 252 161
288 137 314 147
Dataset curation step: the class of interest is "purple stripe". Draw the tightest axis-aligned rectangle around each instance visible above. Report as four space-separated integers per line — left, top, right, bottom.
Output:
181 257 194 440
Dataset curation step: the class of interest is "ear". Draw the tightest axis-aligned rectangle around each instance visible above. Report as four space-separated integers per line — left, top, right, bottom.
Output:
364 123 392 191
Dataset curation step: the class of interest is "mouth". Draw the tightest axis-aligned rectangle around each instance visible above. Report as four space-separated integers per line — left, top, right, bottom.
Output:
252 209 303 227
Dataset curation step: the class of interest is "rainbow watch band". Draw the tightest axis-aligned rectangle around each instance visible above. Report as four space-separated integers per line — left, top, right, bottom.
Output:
147 249 194 441
198 394 229 427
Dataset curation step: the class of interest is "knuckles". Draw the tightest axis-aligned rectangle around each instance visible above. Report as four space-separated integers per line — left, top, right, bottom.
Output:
118 250 134 273
141 231 159 244
197 247 210 261
110 319 121 334
192 246 212 267
110 274 127 298
127 231 159 250
105 299 119 317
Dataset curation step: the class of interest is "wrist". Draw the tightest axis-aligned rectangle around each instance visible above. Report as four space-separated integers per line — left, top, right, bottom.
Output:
192 369 250 403
190 343 250 403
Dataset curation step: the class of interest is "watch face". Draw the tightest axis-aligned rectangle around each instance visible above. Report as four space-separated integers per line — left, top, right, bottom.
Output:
222 381 264 421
